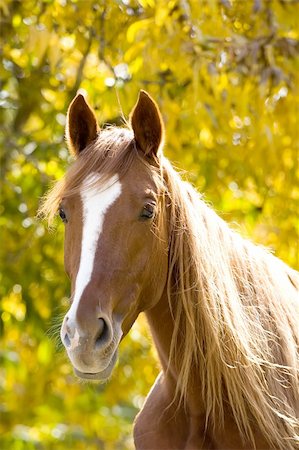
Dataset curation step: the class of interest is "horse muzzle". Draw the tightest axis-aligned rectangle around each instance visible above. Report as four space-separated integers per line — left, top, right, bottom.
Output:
73 349 118 381
61 314 122 381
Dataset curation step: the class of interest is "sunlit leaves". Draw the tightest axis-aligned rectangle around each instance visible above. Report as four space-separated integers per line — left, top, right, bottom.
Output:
1 0 298 449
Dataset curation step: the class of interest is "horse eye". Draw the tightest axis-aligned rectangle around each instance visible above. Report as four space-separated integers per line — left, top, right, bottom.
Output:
59 207 68 223
140 203 155 220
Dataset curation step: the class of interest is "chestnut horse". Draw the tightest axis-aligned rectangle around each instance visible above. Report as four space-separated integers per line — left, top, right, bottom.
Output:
40 91 299 450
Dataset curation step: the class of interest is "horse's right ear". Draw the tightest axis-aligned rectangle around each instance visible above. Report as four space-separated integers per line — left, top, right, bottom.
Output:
65 94 98 158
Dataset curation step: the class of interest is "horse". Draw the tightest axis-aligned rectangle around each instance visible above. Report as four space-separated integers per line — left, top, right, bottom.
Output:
40 90 299 450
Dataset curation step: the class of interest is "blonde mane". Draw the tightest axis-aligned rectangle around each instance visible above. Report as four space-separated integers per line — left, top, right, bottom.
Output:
162 158 299 450
40 129 299 449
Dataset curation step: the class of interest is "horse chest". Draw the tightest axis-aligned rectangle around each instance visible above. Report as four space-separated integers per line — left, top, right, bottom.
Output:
133 373 213 450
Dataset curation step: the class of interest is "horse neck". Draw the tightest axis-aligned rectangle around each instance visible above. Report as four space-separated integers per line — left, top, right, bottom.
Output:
145 289 174 373
145 289 204 414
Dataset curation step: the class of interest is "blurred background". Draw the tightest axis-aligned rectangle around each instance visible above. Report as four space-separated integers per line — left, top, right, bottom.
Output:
0 1 298 449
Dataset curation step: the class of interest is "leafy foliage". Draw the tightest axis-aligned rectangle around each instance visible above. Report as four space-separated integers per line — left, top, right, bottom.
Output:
0 1 298 449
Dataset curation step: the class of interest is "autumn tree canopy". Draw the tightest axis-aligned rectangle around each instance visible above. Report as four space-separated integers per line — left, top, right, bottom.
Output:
0 1 298 449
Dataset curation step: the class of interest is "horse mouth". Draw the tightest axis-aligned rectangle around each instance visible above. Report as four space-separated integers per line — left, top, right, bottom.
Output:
73 351 118 381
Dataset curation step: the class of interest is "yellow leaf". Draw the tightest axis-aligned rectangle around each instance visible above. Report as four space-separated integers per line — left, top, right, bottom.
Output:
126 19 153 43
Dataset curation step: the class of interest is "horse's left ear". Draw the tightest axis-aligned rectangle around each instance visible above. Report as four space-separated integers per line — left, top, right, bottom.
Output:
130 90 164 158
65 93 99 158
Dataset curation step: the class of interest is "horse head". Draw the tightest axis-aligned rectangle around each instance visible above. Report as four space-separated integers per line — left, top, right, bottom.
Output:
59 91 168 380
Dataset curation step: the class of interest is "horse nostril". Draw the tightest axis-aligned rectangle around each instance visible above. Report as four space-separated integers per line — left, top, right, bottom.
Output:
64 332 71 348
98 317 105 334
95 318 109 347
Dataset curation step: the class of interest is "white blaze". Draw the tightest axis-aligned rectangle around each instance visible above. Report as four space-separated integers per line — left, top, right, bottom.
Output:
67 173 122 323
